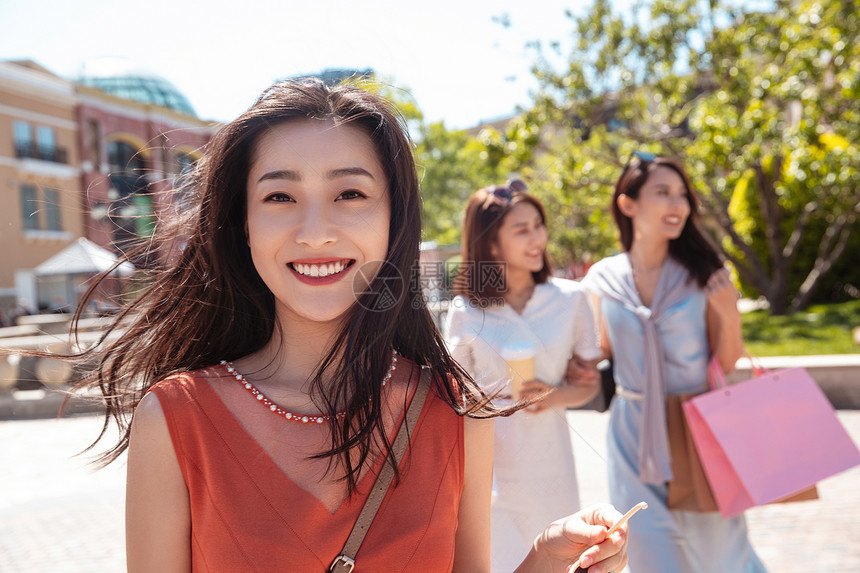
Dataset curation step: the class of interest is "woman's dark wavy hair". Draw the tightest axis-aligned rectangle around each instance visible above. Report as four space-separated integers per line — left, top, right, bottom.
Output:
454 180 552 305
71 79 490 493
611 155 722 286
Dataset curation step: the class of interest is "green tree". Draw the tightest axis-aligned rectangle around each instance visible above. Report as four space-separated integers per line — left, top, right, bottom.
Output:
348 75 497 247
520 0 859 314
516 123 622 269
462 106 618 270
414 122 502 245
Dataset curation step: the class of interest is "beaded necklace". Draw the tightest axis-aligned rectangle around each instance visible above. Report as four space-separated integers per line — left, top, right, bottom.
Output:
220 352 398 424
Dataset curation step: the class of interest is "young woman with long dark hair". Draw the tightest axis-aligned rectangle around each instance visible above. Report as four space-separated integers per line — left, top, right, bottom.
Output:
66 80 628 572
582 154 764 572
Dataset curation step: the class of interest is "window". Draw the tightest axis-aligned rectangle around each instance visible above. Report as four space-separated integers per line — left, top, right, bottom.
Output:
88 120 101 170
172 151 198 211
14 122 32 157
20 184 39 231
20 184 64 233
43 188 62 231
107 141 144 178
133 194 154 236
175 151 196 174
13 122 65 163
36 126 56 162
159 135 169 175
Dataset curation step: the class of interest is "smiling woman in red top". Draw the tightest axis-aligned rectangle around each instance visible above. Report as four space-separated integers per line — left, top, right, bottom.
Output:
67 79 629 573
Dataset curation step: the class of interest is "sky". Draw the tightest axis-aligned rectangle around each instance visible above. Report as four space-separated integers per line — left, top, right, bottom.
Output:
0 0 622 129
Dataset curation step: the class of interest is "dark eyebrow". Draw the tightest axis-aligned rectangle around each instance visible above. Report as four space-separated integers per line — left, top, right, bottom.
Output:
256 167 375 184
647 182 674 190
257 170 300 184
509 217 542 228
328 167 375 180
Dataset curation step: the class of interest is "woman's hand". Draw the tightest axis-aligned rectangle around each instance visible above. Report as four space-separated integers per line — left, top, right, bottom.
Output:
519 354 601 412
704 268 740 319
516 504 629 573
566 354 600 387
519 378 557 412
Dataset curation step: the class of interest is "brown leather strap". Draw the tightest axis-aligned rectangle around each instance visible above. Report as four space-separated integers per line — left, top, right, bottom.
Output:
329 367 432 573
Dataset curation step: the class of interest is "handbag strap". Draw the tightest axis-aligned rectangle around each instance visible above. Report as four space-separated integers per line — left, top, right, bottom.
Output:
744 349 768 377
708 355 727 390
709 348 769 391
329 367 432 573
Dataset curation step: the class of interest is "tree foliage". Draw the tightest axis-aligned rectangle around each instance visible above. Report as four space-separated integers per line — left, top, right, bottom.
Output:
514 0 859 314
414 122 503 245
353 76 500 247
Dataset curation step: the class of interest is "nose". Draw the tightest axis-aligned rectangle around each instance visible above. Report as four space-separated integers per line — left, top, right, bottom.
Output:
295 204 336 248
670 195 688 210
532 226 548 247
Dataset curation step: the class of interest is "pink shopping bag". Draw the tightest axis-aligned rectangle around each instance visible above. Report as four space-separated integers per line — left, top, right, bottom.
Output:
683 359 860 518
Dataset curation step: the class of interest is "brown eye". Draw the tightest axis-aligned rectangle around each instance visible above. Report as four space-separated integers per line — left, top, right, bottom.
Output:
264 192 294 203
337 189 366 201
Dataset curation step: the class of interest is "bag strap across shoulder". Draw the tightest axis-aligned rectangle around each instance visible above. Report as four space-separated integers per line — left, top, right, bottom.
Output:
329 366 432 573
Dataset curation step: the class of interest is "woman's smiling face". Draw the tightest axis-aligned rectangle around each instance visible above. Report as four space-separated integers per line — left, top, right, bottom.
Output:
491 202 548 275
625 165 691 243
245 118 390 326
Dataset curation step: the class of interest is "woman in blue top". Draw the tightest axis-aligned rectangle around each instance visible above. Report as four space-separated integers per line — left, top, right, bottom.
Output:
582 154 767 572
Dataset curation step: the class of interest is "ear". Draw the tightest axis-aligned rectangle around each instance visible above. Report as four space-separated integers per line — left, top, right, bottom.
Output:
617 194 637 218
490 241 500 259
244 221 250 245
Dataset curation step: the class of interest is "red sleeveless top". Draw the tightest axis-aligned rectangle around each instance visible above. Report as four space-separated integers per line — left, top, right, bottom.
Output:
150 363 464 572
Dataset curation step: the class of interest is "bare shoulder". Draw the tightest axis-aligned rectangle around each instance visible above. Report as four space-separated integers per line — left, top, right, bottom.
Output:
127 388 188 510
128 391 176 465
133 391 168 432
137 388 165 413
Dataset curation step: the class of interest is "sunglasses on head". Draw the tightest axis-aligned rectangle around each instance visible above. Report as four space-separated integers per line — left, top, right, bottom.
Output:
631 150 658 162
486 178 528 207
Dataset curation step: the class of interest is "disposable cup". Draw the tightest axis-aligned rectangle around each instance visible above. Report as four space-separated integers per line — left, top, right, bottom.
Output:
501 341 536 401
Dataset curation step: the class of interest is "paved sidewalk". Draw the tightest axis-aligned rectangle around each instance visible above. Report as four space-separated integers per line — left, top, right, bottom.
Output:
0 411 858 572
0 415 125 572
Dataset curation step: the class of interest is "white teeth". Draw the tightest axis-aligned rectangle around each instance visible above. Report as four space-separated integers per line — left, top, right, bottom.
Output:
293 261 347 278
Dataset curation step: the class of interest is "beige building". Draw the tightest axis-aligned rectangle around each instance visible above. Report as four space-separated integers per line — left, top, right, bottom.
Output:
0 61 82 318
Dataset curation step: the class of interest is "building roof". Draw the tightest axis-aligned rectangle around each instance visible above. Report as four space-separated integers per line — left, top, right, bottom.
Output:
76 57 197 117
285 68 374 86
6 59 61 77
34 237 135 277
0 59 77 106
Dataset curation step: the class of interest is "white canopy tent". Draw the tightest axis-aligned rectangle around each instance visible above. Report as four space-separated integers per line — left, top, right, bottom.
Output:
34 237 135 277
32 238 135 312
